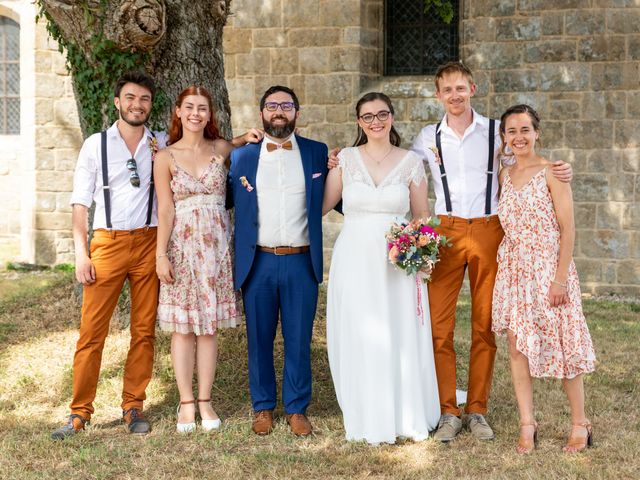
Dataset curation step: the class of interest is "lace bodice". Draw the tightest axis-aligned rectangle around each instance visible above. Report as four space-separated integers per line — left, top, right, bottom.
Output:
338 147 426 219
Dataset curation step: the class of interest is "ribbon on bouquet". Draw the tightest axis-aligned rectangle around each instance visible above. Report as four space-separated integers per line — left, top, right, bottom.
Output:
416 275 424 326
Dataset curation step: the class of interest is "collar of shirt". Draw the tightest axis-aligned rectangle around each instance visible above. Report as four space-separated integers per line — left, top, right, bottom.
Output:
261 134 298 154
106 121 157 143
438 109 489 139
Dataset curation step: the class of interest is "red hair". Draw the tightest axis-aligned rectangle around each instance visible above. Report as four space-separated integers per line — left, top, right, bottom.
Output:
168 86 221 145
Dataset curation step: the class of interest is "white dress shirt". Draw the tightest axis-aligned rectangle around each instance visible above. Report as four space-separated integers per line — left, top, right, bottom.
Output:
256 135 309 247
411 110 502 218
70 121 168 230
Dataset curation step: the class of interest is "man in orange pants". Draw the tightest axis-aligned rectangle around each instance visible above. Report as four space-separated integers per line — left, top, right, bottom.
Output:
412 62 572 442
52 72 167 439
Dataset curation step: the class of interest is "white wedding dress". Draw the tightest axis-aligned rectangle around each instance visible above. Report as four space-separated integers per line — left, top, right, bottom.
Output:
327 147 440 444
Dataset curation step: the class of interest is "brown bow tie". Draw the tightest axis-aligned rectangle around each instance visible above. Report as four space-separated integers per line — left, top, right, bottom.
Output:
266 141 293 152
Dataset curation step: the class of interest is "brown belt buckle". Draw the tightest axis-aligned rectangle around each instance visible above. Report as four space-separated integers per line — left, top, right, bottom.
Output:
274 246 286 256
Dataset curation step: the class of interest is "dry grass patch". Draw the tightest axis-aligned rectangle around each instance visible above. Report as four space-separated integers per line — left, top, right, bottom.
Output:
0 273 638 479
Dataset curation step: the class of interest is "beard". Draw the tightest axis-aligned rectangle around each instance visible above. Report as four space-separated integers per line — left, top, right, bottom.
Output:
118 107 151 127
263 115 296 139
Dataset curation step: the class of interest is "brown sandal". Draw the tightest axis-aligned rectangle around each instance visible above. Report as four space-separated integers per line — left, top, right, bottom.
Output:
563 421 593 453
516 422 538 454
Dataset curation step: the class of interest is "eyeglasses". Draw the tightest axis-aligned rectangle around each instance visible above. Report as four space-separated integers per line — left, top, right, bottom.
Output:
263 102 296 112
359 111 392 123
126 158 140 187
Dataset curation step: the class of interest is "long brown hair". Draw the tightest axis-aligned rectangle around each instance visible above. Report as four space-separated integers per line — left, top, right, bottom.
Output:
352 92 402 147
499 104 542 156
168 86 221 145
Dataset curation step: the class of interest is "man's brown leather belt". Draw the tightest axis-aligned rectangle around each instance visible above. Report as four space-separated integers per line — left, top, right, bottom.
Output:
257 245 310 255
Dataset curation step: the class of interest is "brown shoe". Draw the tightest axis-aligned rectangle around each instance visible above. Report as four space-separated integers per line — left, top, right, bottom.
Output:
286 413 312 436
122 408 151 435
252 410 274 435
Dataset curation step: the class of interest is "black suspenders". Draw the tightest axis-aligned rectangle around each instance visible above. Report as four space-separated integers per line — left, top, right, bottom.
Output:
435 119 496 217
100 130 155 229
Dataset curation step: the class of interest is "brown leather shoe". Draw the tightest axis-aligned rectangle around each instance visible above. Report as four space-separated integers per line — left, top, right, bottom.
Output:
252 410 274 435
286 413 312 436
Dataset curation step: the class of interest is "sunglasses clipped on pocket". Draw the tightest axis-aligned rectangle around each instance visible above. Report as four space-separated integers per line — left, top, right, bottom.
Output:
126 158 140 187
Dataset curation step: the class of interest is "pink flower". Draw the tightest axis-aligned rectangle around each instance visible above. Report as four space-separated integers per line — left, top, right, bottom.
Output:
420 225 435 236
399 235 410 244
388 245 399 262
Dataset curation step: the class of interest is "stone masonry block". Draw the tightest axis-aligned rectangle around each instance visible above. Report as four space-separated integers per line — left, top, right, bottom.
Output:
270 49 299 75
305 74 353 105
228 79 256 104
606 9 640 34
591 62 639 91
622 148 640 172
35 231 57 265
596 203 624 229
252 28 288 48
465 43 522 70
565 10 605 35
407 99 442 123
224 55 236 79
463 18 497 43
36 170 74 193
231 0 282 28
579 229 630 259
493 70 539 92
296 105 325 128
512 92 548 111
565 121 614 150
35 74 66 98
35 50 53 73
487 94 514 120
525 40 576 63
283 0 320 27
572 174 610 202
574 258 602 283
326 105 350 124
35 127 82 149
223 28 252 54
615 120 640 148
35 98 54 125
330 47 361 72
629 35 640 60
617 260 640 285
581 92 605 119
35 149 55 170
519 0 584 10
253 75 289 101
469 0 516 17
540 120 563 148
574 203 597 229
549 100 580 119
319 0 361 27
55 149 80 172
496 18 540 41
586 149 621 173
52 52 68 75
54 99 80 126
624 203 640 229
236 50 271 76
578 36 625 62
540 64 590 91
288 75 307 105
56 192 72 213
541 12 563 36
287 28 342 47
35 212 71 231
299 47 331 74
609 172 636 202
628 92 640 117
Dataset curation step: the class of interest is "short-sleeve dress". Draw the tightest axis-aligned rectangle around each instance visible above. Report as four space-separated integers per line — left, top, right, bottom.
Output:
492 167 596 378
157 153 242 335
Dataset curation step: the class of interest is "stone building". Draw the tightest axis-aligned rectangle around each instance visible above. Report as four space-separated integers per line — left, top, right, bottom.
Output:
2 0 639 295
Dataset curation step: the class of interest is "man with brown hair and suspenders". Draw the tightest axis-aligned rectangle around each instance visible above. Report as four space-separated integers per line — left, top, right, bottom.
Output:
411 61 572 442
52 71 168 439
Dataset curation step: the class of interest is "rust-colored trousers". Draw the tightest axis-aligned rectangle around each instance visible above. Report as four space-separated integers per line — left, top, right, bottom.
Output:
428 215 504 416
70 227 158 420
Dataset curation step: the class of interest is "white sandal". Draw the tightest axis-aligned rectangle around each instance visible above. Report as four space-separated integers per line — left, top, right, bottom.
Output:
176 400 196 433
198 399 221 432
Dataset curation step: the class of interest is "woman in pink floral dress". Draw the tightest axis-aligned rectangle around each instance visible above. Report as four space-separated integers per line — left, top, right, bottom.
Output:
492 105 596 454
155 86 260 433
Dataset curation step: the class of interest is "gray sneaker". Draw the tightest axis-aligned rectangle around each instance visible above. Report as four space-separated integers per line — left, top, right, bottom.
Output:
433 413 462 443
466 413 495 440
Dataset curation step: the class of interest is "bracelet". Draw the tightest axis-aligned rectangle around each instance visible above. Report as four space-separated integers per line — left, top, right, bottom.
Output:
551 279 567 288
156 253 168 259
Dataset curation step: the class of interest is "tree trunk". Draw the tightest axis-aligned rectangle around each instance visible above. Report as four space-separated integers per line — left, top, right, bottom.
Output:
39 0 233 137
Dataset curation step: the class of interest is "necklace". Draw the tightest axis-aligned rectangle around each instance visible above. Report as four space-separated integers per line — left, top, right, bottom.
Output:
364 144 394 164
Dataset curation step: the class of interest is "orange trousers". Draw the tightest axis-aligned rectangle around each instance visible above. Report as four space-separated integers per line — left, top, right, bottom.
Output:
428 215 503 416
70 227 158 420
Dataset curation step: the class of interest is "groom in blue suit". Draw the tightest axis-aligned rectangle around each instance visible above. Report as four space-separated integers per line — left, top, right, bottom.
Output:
228 86 328 436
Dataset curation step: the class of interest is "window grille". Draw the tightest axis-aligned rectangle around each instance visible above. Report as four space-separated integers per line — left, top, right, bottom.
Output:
385 0 459 76
0 16 20 135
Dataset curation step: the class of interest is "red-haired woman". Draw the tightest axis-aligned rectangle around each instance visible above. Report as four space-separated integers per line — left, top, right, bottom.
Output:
154 86 261 433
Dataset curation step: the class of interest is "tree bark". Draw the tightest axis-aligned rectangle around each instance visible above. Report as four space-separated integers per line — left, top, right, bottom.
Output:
39 0 233 137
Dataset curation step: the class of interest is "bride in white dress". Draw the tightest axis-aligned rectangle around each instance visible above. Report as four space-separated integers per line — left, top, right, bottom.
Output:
322 92 440 444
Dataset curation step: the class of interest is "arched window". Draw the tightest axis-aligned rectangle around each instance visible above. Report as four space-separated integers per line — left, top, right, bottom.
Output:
385 0 459 75
0 16 19 135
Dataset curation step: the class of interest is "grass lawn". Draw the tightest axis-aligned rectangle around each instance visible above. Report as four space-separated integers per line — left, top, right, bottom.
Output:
0 271 638 479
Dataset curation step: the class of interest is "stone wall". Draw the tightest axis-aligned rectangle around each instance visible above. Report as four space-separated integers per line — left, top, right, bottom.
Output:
224 0 639 296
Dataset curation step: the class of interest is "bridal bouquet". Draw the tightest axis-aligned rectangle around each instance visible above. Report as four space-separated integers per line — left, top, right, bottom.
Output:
385 217 450 283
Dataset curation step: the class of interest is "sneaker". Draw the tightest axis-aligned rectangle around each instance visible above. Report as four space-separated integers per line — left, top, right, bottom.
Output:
123 408 151 435
51 414 88 440
466 413 495 440
433 413 462 443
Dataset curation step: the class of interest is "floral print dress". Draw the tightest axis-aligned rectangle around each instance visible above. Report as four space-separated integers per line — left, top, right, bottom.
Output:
158 156 241 335
492 167 596 379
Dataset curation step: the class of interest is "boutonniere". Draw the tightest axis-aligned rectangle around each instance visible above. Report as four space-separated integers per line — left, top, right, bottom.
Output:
239 176 254 192
428 146 442 166
148 136 159 162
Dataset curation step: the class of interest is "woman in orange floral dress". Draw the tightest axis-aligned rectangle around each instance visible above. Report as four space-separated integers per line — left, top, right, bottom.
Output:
492 105 596 454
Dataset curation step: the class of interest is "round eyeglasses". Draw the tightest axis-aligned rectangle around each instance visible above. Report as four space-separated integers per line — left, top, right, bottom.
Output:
359 111 391 124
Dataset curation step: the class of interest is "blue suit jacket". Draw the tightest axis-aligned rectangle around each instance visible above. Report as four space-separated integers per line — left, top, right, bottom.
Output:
228 135 329 290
